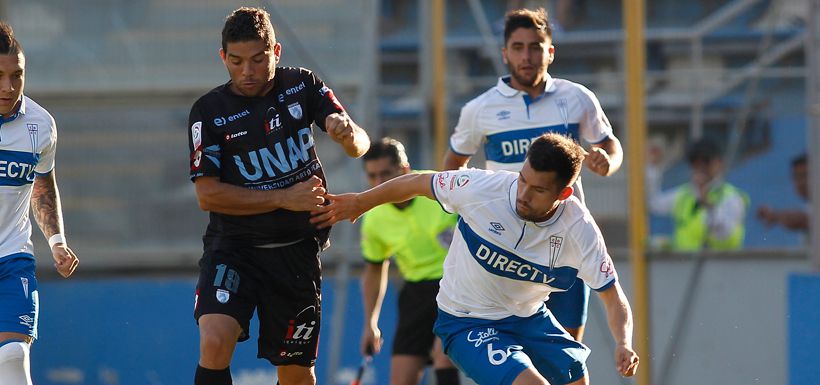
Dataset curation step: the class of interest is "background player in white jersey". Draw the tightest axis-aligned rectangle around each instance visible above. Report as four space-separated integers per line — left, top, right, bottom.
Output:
0 22 79 385
312 133 638 385
442 8 623 342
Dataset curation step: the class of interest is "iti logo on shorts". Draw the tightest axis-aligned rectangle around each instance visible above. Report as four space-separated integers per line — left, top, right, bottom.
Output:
549 235 563 270
288 102 303 120
284 306 317 345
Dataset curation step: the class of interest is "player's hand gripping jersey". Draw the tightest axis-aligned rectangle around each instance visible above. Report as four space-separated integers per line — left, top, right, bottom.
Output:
431 168 617 320
188 67 346 247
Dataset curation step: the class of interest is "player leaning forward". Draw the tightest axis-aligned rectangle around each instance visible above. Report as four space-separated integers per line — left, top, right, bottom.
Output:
312 133 638 385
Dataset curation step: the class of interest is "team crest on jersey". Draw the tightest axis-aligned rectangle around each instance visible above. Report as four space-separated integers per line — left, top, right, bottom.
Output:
549 235 563 270
27 124 38 153
216 289 230 304
288 102 303 120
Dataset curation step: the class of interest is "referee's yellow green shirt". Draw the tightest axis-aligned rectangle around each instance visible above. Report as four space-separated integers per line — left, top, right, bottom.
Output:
361 195 456 282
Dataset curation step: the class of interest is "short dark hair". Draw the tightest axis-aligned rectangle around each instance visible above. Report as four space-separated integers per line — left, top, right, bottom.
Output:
504 8 552 45
222 7 276 53
686 137 723 163
526 133 584 188
792 153 807 168
362 137 409 168
0 22 23 55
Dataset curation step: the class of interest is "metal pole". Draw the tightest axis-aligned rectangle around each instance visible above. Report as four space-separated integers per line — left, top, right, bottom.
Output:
431 0 447 169
623 1 652 384
807 0 820 270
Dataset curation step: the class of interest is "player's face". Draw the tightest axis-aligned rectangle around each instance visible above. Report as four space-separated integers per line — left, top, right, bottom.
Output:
363 157 409 188
0 52 24 118
792 162 809 200
221 39 280 97
515 160 572 222
689 156 723 187
502 27 554 91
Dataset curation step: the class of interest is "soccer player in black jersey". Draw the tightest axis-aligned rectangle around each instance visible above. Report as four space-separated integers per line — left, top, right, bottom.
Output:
187 7 370 385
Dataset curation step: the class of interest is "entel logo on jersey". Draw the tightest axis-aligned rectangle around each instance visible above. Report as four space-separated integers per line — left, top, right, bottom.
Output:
213 109 251 127
286 81 305 96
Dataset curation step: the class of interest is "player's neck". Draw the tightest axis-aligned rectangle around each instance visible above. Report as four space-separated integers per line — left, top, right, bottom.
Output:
511 79 546 99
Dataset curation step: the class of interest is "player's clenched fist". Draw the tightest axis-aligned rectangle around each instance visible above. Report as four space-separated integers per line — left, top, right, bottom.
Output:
52 244 79 278
281 175 326 211
615 344 639 377
326 113 354 144
584 147 612 176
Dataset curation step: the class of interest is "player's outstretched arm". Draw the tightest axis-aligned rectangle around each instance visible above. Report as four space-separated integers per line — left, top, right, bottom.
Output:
587 136 623 176
195 175 326 215
31 171 79 278
326 113 370 158
597 282 639 377
311 172 435 228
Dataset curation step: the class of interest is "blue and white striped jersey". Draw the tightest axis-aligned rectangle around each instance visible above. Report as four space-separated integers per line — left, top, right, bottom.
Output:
0 96 57 259
431 168 617 320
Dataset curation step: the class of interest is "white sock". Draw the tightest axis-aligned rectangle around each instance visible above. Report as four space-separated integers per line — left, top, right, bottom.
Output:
0 341 32 385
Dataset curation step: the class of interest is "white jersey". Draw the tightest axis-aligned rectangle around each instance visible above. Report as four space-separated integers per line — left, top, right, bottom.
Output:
431 168 617 320
449 75 613 201
0 96 57 259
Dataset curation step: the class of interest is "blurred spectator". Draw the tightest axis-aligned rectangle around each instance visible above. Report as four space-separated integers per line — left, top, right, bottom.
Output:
647 138 749 251
757 153 809 233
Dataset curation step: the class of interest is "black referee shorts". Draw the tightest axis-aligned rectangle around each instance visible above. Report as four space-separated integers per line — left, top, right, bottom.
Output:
194 238 322 367
393 279 441 357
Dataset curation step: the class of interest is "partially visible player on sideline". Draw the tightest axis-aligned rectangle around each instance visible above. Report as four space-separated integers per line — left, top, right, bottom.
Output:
358 137 460 385
187 7 370 385
442 8 623 342
313 133 638 385
0 22 79 385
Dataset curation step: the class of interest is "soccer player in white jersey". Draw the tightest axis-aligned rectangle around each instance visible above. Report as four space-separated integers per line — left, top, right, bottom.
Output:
312 133 638 385
0 23 79 385
442 8 623 343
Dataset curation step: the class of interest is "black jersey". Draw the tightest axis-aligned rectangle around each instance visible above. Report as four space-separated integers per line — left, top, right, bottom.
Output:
188 67 346 248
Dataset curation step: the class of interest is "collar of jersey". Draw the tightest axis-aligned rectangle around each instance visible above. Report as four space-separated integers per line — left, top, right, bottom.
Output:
496 74 557 98
507 177 565 227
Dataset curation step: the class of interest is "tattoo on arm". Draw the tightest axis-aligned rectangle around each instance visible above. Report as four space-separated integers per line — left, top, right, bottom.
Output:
31 172 64 239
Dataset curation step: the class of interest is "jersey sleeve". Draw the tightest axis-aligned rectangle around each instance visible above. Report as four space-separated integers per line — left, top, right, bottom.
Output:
575 84 613 145
188 102 222 181
360 213 390 263
573 215 618 291
449 99 484 156
34 115 57 175
306 70 346 132
431 168 488 214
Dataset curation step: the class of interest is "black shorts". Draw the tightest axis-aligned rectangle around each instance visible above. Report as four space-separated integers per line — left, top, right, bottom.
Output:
194 238 322 367
393 279 441 357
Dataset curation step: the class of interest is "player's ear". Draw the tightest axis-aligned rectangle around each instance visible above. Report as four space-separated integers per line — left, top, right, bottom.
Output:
272 42 282 64
557 186 573 201
219 48 226 61
501 47 508 64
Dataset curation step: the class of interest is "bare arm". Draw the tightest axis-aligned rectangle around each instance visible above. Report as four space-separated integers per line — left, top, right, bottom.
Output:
587 136 624 177
31 171 79 278
757 206 809 231
311 172 435 228
443 149 471 170
361 261 389 355
194 175 327 215
326 113 371 158
597 281 640 377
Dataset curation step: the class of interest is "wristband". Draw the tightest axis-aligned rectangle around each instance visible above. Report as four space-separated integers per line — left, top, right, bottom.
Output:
48 234 66 248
